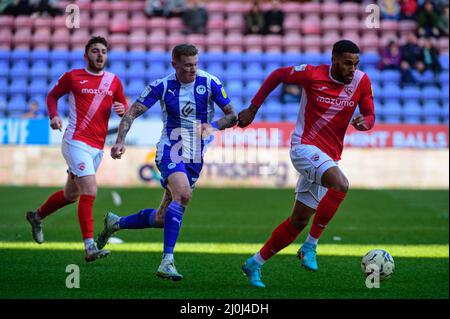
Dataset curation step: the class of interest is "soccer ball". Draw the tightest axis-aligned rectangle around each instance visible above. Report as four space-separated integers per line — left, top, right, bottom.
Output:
361 249 395 281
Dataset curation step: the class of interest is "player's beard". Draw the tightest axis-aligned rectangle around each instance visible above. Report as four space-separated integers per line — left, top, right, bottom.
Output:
88 58 105 73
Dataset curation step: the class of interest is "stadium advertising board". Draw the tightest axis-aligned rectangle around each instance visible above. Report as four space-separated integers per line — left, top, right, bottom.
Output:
0 118 448 149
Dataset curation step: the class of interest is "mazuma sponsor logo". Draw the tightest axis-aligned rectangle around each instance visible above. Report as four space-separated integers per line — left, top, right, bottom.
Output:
81 88 113 96
317 96 355 107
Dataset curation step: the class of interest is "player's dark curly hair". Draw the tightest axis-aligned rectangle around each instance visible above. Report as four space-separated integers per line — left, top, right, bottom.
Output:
85 36 109 53
172 44 198 61
332 40 360 56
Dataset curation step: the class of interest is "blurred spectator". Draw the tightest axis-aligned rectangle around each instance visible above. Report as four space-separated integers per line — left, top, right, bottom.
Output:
420 37 442 74
146 0 186 18
22 100 38 119
263 0 284 35
378 40 402 70
417 0 440 37
244 1 265 35
281 84 301 103
400 32 425 83
1 0 62 16
438 5 449 36
182 0 208 34
378 0 400 20
399 0 418 20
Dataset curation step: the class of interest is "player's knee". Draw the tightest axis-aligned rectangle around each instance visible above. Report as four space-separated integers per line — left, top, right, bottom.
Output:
331 176 349 193
80 187 97 197
64 191 79 203
290 214 310 230
175 190 192 206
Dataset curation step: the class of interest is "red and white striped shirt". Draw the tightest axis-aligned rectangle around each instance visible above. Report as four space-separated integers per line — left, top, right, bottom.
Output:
251 64 375 161
47 68 127 149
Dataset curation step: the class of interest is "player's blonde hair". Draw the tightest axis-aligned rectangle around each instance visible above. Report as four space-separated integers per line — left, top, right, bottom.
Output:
172 44 198 61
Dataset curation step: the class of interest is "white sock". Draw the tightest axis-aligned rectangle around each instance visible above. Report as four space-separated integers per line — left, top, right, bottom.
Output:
84 238 94 249
253 252 266 265
114 217 121 230
163 253 174 262
305 234 319 246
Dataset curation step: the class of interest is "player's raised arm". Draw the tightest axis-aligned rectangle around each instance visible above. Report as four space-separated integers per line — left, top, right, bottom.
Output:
46 72 71 131
351 75 375 131
111 101 147 159
238 65 312 127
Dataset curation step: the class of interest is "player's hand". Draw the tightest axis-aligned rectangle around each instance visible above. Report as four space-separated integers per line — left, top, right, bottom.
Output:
200 123 216 139
111 143 126 159
351 115 368 131
237 106 258 128
50 116 62 131
113 102 126 116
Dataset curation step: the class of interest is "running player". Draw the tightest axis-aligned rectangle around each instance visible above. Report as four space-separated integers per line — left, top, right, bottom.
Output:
238 40 375 287
25 36 128 262
96 44 238 281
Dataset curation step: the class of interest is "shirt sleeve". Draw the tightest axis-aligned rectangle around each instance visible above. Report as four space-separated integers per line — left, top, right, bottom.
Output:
113 76 128 113
210 76 231 109
358 74 375 130
251 64 313 107
136 79 164 109
46 71 71 119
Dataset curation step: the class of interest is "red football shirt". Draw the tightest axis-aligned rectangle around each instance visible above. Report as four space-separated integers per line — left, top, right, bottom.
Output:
46 68 128 149
251 64 375 161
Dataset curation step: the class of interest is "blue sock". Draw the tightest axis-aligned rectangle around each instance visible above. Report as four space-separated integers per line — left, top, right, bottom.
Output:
163 201 185 254
118 208 161 229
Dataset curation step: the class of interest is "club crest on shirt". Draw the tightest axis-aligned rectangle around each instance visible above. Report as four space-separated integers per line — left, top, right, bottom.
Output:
344 86 353 96
311 154 320 162
196 85 206 95
78 162 85 171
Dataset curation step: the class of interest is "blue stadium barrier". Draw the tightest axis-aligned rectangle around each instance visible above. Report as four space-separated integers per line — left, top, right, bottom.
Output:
0 61 9 77
402 102 422 124
244 63 265 81
0 50 9 62
49 50 69 62
49 61 69 78
126 62 147 80
439 54 449 70
10 61 29 79
8 79 28 95
28 79 48 95
381 70 401 84
381 83 401 100
421 85 441 101
282 52 302 66
360 52 380 68
363 67 380 83
224 52 244 64
11 49 30 63
263 52 284 66
227 81 244 99
0 78 8 95
302 52 322 65
30 61 49 78
401 86 421 100
69 50 84 64
127 51 147 63
244 52 265 66
30 50 50 63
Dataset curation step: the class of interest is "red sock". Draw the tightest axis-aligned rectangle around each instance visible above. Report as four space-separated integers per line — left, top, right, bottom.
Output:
37 190 74 220
309 189 347 239
259 217 301 261
78 194 95 240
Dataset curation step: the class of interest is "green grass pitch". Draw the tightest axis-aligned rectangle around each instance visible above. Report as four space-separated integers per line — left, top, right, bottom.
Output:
0 186 448 299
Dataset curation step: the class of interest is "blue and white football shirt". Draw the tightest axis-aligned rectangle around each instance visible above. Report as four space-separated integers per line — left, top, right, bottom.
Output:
136 70 231 162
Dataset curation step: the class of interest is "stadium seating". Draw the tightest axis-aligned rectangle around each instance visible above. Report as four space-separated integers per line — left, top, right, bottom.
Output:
0 0 448 124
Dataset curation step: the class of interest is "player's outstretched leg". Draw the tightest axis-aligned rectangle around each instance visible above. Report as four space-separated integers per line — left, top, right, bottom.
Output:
298 167 348 272
156 201 185 281
242 254 266 288
96 212 121 249
84 242 110 262
96 208 162 249
25 211 44 244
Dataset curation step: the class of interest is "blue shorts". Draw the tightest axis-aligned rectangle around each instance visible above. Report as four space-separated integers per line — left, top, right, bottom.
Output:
155 146 203 190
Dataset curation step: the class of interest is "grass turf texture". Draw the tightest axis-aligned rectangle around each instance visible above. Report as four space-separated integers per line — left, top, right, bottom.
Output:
0 186 448 299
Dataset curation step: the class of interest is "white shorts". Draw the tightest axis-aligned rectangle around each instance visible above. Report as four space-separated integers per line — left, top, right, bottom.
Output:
61 139 104 177
290 144 338 209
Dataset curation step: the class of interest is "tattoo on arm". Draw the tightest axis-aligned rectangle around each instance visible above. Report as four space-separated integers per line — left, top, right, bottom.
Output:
216 104 238 130
116 101 147 143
